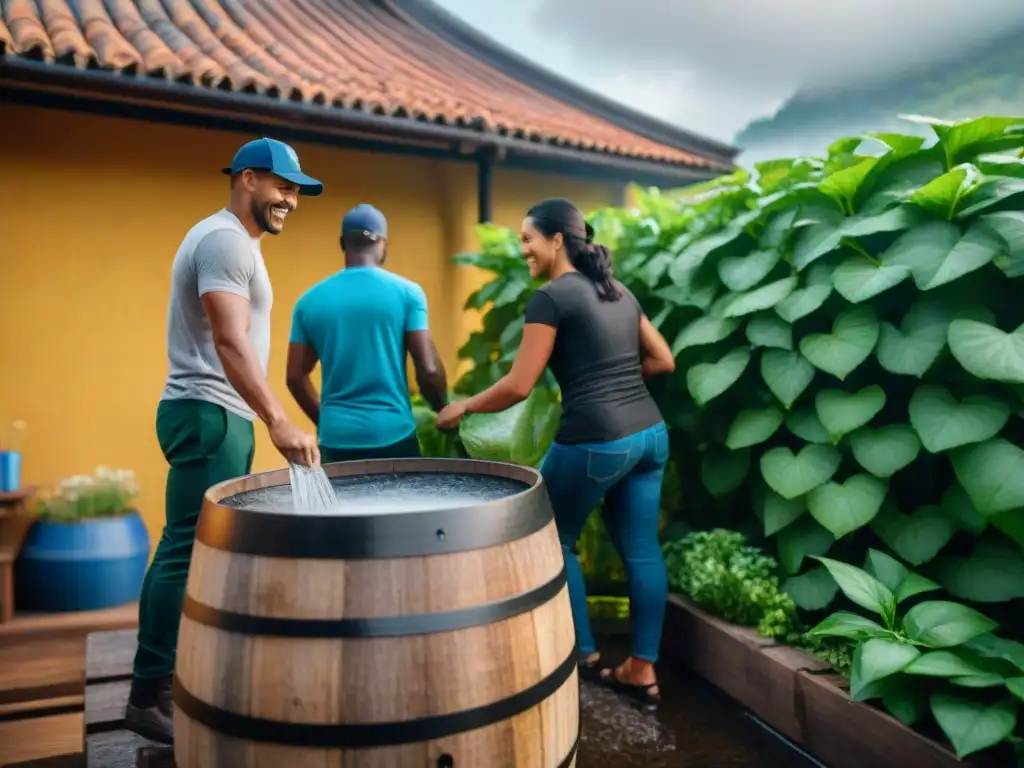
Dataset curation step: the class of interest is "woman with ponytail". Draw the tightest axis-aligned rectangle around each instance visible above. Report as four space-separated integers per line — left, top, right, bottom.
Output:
437 198 676 709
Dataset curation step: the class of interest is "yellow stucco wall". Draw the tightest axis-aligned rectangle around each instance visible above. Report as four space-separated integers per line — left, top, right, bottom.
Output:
0 102 615 545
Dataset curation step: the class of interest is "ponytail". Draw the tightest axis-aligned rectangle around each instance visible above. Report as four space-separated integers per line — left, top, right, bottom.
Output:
572 222 621 301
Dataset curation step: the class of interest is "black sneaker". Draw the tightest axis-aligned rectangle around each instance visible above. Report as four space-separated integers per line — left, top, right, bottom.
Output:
125 701 174 744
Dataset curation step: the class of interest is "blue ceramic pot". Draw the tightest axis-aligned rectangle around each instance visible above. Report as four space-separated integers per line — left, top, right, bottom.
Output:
15 510 151 612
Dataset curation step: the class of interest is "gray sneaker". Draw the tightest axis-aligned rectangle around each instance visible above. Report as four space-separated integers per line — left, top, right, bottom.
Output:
156 676 174 718
125 702 174 745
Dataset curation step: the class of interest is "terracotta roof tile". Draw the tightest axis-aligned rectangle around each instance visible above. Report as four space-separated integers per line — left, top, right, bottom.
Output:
0 0 727 170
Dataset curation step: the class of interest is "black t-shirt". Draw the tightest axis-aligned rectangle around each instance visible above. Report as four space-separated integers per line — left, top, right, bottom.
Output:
524 272 663 445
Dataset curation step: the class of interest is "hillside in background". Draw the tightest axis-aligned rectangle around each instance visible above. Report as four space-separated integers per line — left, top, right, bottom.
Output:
734 28 1024 164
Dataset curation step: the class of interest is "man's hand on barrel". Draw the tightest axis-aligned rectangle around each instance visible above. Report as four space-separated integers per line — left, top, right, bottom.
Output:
269 419 321 466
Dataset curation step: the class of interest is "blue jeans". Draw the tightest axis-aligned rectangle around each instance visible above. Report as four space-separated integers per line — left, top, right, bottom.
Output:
540 422 669 663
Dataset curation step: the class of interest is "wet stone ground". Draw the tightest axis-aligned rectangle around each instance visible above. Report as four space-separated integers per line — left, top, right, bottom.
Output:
578 635 820 768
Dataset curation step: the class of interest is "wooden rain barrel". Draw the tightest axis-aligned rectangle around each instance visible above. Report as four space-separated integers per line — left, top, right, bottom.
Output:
173 458 579 768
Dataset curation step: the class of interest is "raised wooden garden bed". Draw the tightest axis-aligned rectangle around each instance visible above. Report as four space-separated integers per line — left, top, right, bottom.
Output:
662 595 1007 768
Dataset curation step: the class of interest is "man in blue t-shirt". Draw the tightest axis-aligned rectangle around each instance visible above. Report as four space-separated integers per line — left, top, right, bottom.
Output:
286 204 448 461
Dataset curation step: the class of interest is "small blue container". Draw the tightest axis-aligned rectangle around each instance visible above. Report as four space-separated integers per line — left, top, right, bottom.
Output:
15 511 151 612
0 451 20 493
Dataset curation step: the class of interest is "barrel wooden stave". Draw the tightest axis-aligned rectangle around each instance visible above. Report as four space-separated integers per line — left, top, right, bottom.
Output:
174 461 579 768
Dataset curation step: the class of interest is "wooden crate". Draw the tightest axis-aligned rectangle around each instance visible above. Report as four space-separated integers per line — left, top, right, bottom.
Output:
84 629 174 768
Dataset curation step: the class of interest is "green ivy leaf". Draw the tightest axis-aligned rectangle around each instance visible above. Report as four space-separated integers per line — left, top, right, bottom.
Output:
952 438 1024 515
941 483 988 535
800 305 880 381
871 503 955 566
958 175 1024 218
982 210 1024 278
936 534 1024 602
725 407 784 449
814 556 895 615
459 387 559 465
785 408 831 444
746 314 793 351
850 639 921 700
671 315 740 355
908 163 982 220
948 319 1024 384
876 300 951 378
832 255 912 303
908 385 1010 453
805 611 890 641
883 220 1003 291
760 444 841 499
762 489 806 536
904 651 988 679
931 694 1017 759
904 601 999 648
686 347 752 407
864 549 941 603
778 516 835 574
700 447 751 496
991 509 1024 550
783 566 838 610
814 385 886 442
716 248 781 292
721 276 798 318
883 683 930 726
1007 677 1024 703
808 474 888 539
849 425 921 478
760 349 815 409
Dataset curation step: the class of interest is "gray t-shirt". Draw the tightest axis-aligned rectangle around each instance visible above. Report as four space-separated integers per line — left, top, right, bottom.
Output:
160 209 273 421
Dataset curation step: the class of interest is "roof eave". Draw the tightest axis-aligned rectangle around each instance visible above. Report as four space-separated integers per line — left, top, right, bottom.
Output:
391 0 739 167
0 58 723 187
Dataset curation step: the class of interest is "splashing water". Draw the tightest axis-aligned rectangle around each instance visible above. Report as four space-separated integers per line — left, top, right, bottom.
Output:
288 463 340 514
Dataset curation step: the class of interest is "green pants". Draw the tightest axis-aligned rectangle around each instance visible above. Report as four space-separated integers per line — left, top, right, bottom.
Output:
133 399 255 680
320 431 421 463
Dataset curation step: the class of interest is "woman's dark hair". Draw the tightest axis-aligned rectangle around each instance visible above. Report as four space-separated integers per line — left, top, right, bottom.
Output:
526 198 622 301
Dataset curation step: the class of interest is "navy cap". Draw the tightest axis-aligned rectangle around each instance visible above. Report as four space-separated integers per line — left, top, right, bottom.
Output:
221 138 323 197
341 204 388 239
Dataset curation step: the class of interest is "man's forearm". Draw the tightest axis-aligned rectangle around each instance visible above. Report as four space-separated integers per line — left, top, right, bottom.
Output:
287 376 321 426
416 368 448 412
215 338 288 426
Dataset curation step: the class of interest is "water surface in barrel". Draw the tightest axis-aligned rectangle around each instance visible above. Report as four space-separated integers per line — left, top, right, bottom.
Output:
221 472 530 515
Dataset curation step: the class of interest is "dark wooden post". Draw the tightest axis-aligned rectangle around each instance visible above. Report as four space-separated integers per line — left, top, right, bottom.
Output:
476 147 498 223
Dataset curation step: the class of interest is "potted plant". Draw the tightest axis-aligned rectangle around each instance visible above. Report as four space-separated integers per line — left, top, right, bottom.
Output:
15 466 150 613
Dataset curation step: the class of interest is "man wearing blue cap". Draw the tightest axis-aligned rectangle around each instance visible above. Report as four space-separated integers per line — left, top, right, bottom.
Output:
125 138 323 744
285 204 448 462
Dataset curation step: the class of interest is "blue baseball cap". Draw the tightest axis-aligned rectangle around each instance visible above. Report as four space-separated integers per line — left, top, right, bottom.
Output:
341 204 388 239
221 138 323 197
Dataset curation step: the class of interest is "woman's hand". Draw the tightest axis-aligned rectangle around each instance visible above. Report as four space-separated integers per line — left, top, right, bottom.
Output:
436 401 468 431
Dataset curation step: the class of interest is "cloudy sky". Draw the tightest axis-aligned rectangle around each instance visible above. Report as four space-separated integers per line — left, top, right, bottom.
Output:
433 0 1024 145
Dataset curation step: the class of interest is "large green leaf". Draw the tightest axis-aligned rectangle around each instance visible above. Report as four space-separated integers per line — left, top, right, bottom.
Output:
908 163 982 220
805 611 889 641
808 474 887 539
871 503 955 566
936 534 1024 602
725 407 784 449
667 208 760 284
786 408 831 444
948 319 1024 384
850 639 921 700
761 489 806 536
904 651 988 679
849 425 921 478
814 556 895 615
746 314 793 351
799 305 880 381
875 300 951 378
716 248 781 292
814 386 886 442
883 220 1003 291
959 175 1024 218
908 385 1010 453
671 315 740 355
686 347 751 407
981 210 1024 278
783 566 838 611
700 447 750 496
459 387 560 465
931 694 1018 759
991 509 1024 550
904 601 999 648
819 156 880 213
760 349 815 409
941 483 988 535
721 276 798 318
832 255 911 303
883 683 930 726
790 206 921 272
952 438 1024 515
760 444 841 500
925 115 1024 167
777 516 835 574
864 549 941 603
775 263 834 322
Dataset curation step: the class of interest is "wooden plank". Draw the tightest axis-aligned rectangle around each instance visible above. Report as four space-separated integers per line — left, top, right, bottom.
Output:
0 693 83 720
0 602 137 644
86 630 136 682
87 729 162 768
0 711 82 765
0 636 84 706
85 678 129 734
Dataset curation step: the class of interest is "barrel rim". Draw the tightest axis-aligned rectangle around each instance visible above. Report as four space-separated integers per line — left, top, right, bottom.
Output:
195 458 552 558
